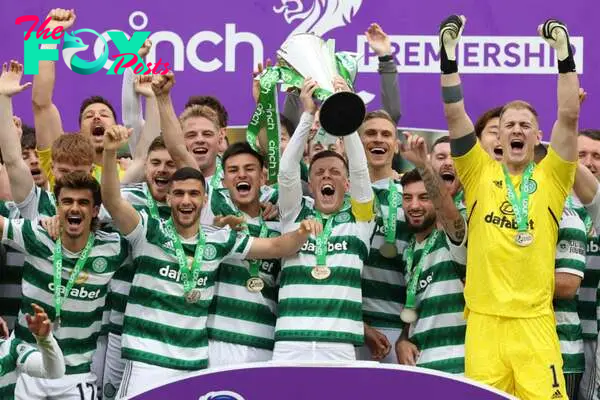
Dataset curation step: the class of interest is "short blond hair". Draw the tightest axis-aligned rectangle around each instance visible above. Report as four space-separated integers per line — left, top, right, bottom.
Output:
359 109 396 133
179 105 220 129
500 100 539 127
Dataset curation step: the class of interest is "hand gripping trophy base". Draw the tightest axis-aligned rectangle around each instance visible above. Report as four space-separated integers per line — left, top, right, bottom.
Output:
319 91 366 136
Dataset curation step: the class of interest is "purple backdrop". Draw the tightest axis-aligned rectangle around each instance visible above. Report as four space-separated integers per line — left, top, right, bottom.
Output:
0 0 598 137
129 364 515 399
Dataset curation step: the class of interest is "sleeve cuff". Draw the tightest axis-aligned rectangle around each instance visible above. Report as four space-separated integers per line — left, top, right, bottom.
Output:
555 268 585 278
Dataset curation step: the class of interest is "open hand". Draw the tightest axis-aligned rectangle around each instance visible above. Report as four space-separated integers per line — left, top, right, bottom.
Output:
365 23 392 57
399 132 428 168
0 61 32 97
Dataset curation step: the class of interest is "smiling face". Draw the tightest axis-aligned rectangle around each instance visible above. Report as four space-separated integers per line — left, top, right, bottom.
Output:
578 135 600 178
359 117 398 170
79 102 116 153
57 188 98 240
167 179 206 230
223 153 264 208
430 141 460 195
182 116 221 175
145 148 176 202
402 180 436 233
309 155 349 214
499 107 540 169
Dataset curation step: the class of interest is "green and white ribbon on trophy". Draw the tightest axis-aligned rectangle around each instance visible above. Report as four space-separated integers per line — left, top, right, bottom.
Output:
246 35 364 184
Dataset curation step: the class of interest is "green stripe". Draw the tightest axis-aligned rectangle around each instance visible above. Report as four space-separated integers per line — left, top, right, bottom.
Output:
128 286 210 317
208 296 275 325
0 384 15 399
121 347 207 371
361 279 404 303
275 329 363 345
123 316 208 348
412 325 466 350
419 294 465 319
208 328 273 350
362 311 404 329
562 353 585 374
281 266 360 287
418 357 464 374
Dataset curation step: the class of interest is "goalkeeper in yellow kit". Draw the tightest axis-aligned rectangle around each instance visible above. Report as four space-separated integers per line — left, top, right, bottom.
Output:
438 15 580 399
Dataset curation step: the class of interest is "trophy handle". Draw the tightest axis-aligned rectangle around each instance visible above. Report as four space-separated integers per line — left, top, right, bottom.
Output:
319 92 366 136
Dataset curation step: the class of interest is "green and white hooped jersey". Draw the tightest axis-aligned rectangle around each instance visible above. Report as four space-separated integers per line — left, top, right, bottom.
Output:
15 186 57 220
201 184 279 226
0 201 24 330
1 218 129 375
362 178 410 330
570 195 600 340
207 188 281 350
404 230 467 375
122 211 253 371
553 207 586 374
275 197 375 345
99 182 172 335
0 333 37 399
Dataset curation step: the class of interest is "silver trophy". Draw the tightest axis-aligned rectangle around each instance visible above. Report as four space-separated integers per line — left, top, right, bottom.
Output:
277 33 366 136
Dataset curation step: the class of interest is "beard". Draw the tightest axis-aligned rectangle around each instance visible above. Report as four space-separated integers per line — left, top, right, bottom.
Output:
407 214 437 233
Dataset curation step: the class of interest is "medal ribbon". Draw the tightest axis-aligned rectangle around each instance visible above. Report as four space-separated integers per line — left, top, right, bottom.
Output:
502 162 534 233
567 195 594 237
453 190 464 209
53 234 95 322
210 160 223 190
144 184 159 219
384 180 398 244
241 216 269 278
166 219 206 295
314 211 336 267
404 230 440 310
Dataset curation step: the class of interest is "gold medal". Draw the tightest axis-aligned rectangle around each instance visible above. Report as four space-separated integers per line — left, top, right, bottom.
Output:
311 266 331 280
185 288 202 303
246 277 265 293
400 308 418 323
514 232 533 247
379 242 398 259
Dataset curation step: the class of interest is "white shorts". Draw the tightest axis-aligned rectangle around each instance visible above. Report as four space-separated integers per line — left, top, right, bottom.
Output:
272 341 356 362
103 333 126 399
116 360 195 399
208 340 272 367
91 335 107 397
15 372 97 400
355 327 400 364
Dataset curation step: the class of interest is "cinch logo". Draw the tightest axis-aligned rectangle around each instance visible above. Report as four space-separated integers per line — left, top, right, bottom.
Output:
16 15 171 75
199 391 245 400
48 282 101 300
484 211 534 230
159 265 208 287
301 241 349 252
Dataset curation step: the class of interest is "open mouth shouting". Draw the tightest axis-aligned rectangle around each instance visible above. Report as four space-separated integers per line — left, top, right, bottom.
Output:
30 167 42 179
367 144 388 160
153 176 170 190
92 124 105 137
509 138 525 155
493 146 503 160
64 214 84 234
192 146 209 157
235 181 252 197
320 182 336 202
439 170 455 183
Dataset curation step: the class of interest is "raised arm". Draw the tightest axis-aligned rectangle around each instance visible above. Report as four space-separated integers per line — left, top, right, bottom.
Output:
22 303 65 379
278 79 318 222
401 132 465 243
541 20 580 162
438 15 477 155
31 9 75 150
101 125 140 235
0 61 35 203
152 72 197 169
246 218 321 260
122 39 152 154
366 23 401 124
121 75 161 184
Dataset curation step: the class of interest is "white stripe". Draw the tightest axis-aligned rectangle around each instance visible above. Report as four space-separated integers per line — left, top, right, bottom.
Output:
581 320 596 333
417 344 464 365
284 253 364 269
555 268 584 278
64 350 95 368
110 312 124 327
109 279 132 296
412 312 466 336
419 279 464 301
22 281 106 312
5 251 24 266
0 370 17 387
362 298 402 316
279 284 361 301
133 273 215 300
122 334 208 361
214 282 277 312
208 314 274 338
362 266 403 285
555 311 582 326
0 284 21 298
578 287 597 303
27 256 114 287
559 338 584 355
585 255 600 270
124 303 207 331
276 316 362 335
52 321 103 341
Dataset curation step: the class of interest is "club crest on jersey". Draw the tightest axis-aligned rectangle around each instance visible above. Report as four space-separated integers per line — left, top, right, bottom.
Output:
203 244 218 260
335 212 351 223
92 257 108 273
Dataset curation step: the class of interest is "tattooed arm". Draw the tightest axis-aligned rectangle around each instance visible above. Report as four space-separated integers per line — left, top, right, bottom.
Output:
401 133 465 243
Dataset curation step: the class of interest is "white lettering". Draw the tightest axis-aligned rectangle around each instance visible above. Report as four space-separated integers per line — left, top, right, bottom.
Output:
48 283 101 299
186 31 223 72
224 24 263 72
159 265 207 286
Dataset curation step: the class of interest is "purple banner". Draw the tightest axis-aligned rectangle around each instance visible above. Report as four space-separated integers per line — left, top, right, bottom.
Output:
0 0 598 137
128 363 515 400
